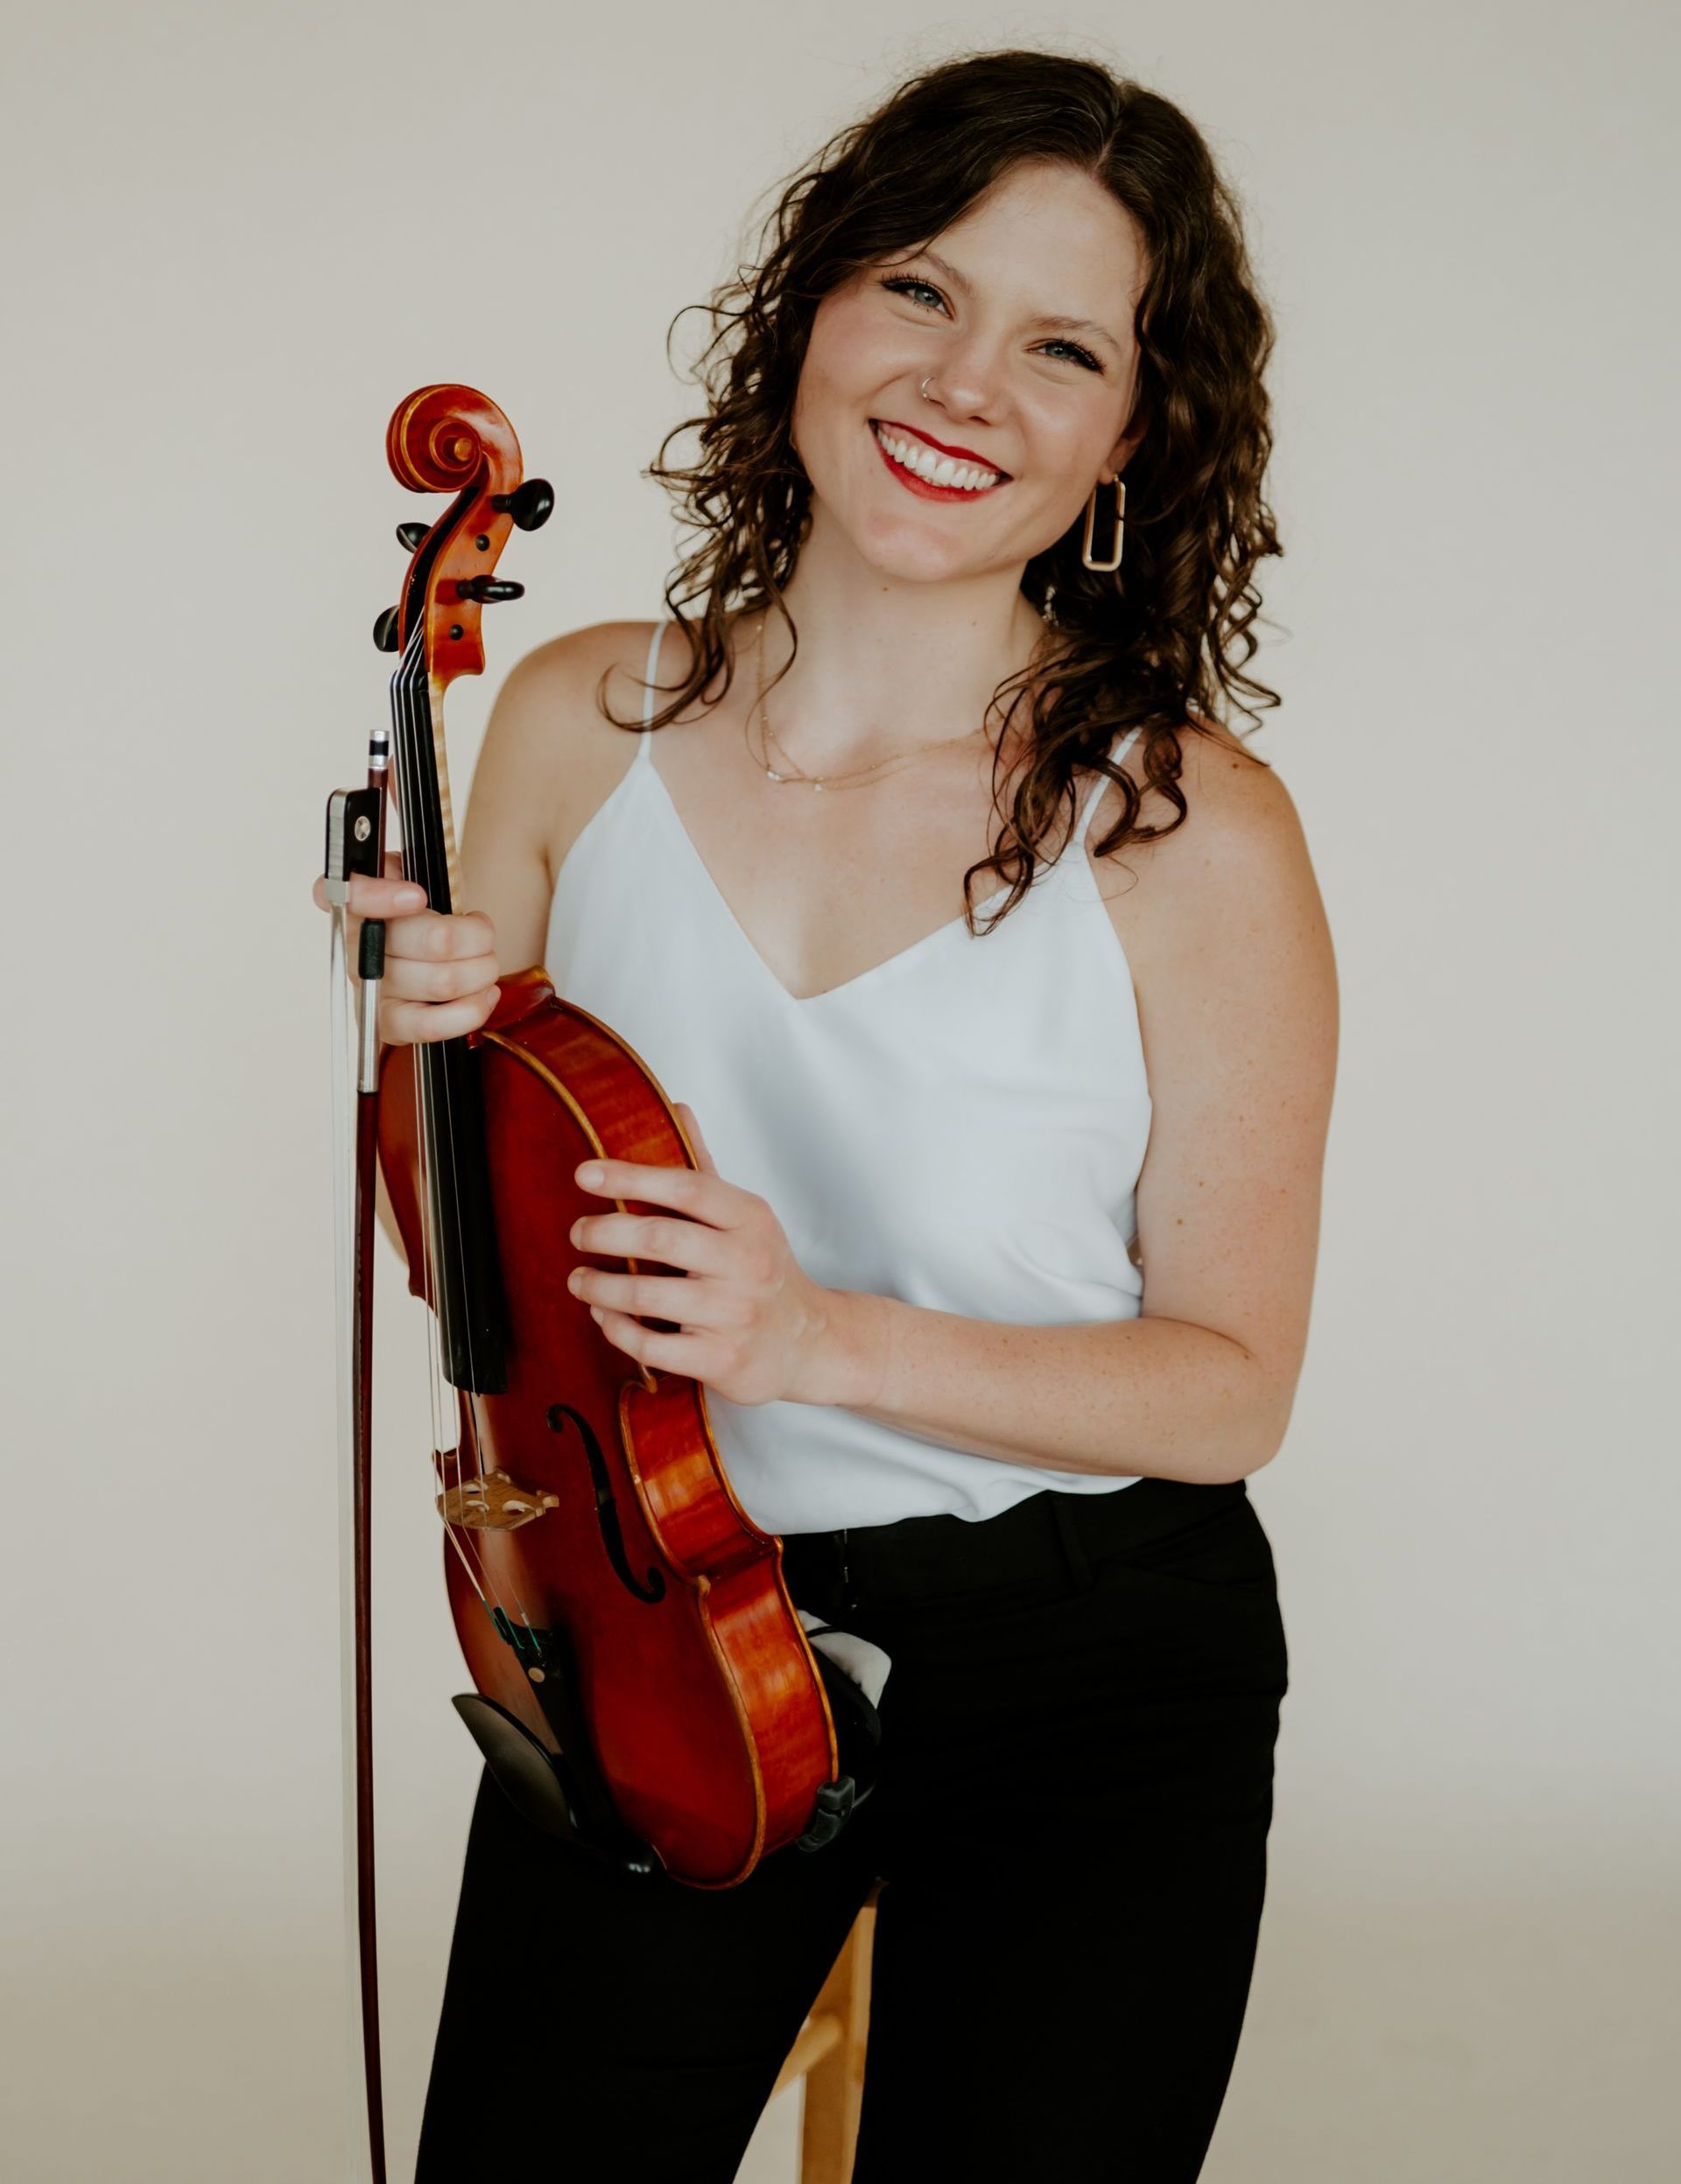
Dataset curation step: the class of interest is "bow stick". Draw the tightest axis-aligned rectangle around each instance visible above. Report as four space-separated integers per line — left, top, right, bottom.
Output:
324 739 391 2184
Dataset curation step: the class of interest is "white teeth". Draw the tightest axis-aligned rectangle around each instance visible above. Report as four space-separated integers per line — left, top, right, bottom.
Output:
873 422 1002 491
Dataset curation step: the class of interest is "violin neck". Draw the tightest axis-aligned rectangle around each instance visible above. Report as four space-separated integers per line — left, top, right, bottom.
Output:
387 647 509 1394
390 655 460 915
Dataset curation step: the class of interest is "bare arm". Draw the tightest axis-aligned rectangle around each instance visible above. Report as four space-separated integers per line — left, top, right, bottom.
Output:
812 748 1340 1484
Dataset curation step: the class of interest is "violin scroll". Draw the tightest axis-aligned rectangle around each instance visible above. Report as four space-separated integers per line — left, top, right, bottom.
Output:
383 383 553 689
386 383 521 495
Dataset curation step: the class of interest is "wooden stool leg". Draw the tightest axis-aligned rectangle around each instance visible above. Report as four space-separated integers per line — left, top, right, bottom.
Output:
798 1900 876 2184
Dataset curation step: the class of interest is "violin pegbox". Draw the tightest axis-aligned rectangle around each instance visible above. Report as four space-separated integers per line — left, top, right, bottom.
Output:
383 383 553 689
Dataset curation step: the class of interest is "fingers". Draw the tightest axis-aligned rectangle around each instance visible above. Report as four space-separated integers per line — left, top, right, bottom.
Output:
313 848 503 1045
311 866 430 920
383 904 496 960
371 931 502 1041
381 947 501 1002
377 984 503 1047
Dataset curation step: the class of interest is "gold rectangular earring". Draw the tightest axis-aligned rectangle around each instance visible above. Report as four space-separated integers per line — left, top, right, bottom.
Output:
1080 474 1125 571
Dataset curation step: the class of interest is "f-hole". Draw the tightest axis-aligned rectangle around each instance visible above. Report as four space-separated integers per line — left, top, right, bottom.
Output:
546 1401 667 1603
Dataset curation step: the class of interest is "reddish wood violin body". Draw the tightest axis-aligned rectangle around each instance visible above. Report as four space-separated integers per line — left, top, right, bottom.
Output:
374 385 839 1888
378 987 837 1885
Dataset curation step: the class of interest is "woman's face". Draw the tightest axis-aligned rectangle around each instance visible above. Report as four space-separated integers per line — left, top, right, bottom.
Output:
790 159 1147 586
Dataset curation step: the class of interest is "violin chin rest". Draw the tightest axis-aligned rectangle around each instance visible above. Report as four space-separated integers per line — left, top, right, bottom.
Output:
794 1650 883 1857
451 1693 657 1877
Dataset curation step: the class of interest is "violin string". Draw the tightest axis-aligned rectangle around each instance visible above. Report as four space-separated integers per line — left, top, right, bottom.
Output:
408 650 519 1625
393 651 452 1525
411 630 547 1643
391 634 492 1618
407 643 484 1481
393 611 547 1664
397 635 537 1642
390 647 445 1465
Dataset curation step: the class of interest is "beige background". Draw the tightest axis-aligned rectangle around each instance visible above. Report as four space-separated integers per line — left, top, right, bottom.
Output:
4 3 1675 2179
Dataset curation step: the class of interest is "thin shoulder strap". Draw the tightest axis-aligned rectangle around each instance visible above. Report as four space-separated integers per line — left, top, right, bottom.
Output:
640 617 671 735
1073 722 1144 848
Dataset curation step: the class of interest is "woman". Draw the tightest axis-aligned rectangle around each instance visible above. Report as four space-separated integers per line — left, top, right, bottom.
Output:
320 47 1338 2183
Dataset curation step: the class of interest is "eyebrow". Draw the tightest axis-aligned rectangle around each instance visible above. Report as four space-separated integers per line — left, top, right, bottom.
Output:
910 248 1125 355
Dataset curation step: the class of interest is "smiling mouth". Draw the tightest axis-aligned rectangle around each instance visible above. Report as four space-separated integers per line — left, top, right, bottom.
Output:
869 418 1010 497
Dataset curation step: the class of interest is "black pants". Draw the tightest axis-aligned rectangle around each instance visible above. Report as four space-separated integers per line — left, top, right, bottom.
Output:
414 1475 1288 2182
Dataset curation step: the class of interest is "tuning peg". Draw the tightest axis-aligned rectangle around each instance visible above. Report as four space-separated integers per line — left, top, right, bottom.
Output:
455 576 525 605
396 522 429 552
373 606 401 652
491 479 554 532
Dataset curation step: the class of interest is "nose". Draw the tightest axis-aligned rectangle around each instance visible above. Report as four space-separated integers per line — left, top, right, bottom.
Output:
920 335 1006 423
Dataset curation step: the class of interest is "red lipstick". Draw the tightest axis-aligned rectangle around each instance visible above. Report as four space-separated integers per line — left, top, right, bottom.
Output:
871 418 1009 473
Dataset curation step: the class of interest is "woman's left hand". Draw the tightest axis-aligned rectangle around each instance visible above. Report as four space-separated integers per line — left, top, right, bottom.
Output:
567 1102 841 1407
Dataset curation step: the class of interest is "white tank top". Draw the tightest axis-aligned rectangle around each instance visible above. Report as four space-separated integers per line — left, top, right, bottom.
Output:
544 619 1151 1534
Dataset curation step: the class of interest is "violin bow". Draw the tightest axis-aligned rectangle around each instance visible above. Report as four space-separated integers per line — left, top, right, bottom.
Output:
323 741 391 2184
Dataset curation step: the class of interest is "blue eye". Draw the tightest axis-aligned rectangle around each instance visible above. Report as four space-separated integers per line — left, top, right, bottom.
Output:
875 275 1105 374
878 275 944 310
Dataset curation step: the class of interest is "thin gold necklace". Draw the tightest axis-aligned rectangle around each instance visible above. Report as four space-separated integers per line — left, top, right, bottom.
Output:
743 611 987 792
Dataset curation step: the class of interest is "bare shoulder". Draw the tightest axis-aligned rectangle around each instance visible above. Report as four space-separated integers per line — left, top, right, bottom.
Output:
454 618 672 973
497 615 677 721
466 618 673 863
1090 711 1340 1211
1090 716 1328 989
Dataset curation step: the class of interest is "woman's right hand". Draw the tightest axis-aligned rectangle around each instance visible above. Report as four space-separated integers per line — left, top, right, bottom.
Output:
312 850 501 1046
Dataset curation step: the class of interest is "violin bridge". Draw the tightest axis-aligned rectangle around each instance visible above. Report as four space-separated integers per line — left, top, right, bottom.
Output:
435 1463 559 1531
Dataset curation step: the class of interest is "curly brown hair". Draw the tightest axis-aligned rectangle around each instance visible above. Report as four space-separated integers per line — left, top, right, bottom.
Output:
606 45 1283 933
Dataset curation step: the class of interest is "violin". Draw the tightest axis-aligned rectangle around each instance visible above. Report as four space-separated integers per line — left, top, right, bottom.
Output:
323 384 854 2180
